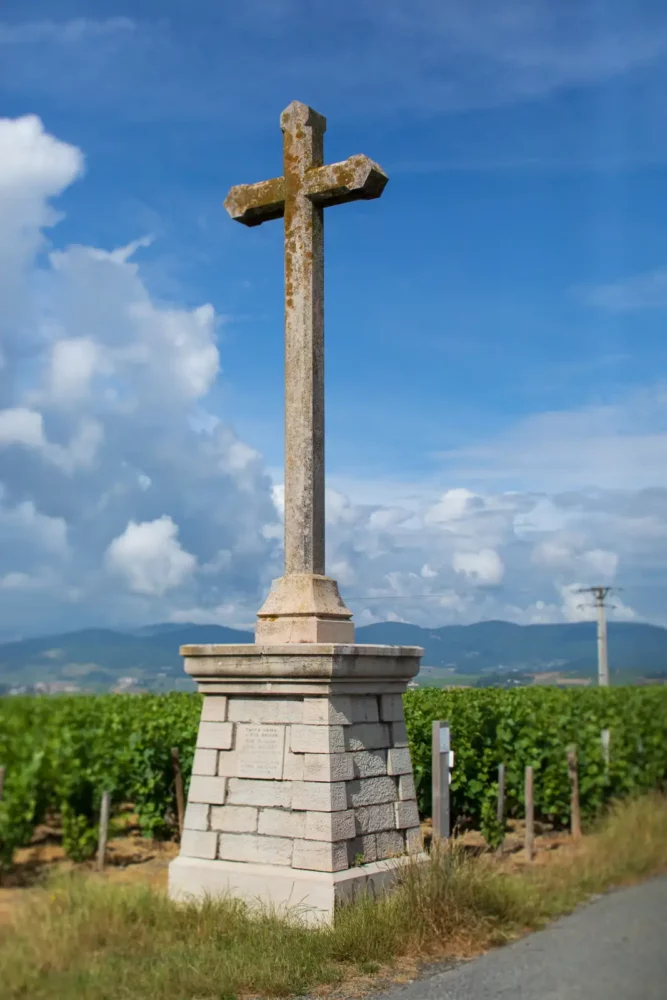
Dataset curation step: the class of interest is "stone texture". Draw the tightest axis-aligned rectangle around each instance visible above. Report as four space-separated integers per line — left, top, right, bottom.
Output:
188 776 227 805
292 780 347 812
283 751 305 780
405 826 423 854
387 747 413 776
352 749 388 778
290 724 346 754
180 829 218 860
303 753 354 782
351 696 379 723
218 833 293 866
225 101 387 644
192 748 217 776
305 809 356 842
226 778 292 808
391 721 409 747
348 834 377 865
292 838 349 872
201 696 228 722
258 808 306 839
345 723 391 751
228 698 303 724
210 805 258 833
183 802 209 831
197 722 234 750
398 773 416 800
217 751 239 777
347 776 397 808
354 803 396 834
303 696 353 725
395 800 420 829
255 573 354 645
376 829 405 859
380 694 404 722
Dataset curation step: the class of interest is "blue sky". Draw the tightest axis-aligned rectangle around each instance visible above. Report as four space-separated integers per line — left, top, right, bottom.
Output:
1 1 667 636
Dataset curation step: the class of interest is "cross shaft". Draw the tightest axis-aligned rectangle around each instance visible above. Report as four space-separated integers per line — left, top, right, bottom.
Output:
224 101 388 642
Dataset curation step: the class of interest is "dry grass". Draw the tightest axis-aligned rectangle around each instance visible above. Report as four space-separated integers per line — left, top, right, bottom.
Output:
1 793 666 1000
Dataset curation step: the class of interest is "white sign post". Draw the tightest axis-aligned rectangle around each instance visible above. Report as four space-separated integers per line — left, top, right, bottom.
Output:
432 720 451 840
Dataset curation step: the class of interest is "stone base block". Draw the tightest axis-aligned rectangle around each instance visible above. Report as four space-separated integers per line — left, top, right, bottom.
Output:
171 641 424 923
168 853 427 925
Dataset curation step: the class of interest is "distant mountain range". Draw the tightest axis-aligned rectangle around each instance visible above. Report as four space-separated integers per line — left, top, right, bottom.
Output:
1 619 666 693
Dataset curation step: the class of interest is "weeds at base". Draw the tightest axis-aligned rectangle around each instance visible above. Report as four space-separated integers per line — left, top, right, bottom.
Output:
1 793 666 1000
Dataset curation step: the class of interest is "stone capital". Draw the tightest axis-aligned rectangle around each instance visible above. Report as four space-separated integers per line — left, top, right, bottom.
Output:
255 574 354 644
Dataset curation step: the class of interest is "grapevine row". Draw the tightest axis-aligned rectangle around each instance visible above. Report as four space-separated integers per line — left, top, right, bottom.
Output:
1 687 665 867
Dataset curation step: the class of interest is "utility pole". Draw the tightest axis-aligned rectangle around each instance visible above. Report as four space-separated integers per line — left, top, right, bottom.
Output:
578 586 614 687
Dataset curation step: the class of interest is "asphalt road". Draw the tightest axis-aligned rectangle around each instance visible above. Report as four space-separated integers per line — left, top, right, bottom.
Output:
375 875 667 1000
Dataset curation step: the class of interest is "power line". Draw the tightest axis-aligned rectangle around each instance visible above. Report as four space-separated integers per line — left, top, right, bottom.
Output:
346 593 467 601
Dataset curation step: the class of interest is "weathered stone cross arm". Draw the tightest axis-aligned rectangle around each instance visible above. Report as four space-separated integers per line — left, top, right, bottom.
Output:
224 155 388 226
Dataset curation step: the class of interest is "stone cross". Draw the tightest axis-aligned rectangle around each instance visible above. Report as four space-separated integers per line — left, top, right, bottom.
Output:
225 101 388 643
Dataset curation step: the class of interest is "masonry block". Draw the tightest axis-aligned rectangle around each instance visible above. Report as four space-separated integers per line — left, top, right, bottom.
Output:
226 778 292 808
290 724 346 754
352 749 388 778
197 721 234 750
183 802 209 831
227 698 303 724
391 721 409 746
350 696 379 723
210 805 258 833
380 694 404 722
347 776 397 808
283 751 305 780
180 829 218 860
292 780 347 812
303 753 354 782
348 834 377 865
258 808 305 839
188 775 227 805
200 696 227 722
192 748 217 776
303 696 352 725
305 809 356 842
218 832 293 866
376 829 405 859
395 800 420 829
345 723 391 751
217 751 238 776
354 803 396 835
387 747 413 776
398 773 416 800
292 838 349 872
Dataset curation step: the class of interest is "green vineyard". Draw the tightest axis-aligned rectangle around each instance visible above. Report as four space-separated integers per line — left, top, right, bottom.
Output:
1 687 666 867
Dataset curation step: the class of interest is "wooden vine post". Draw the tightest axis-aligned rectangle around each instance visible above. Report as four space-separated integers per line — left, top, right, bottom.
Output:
171 747 185 838
567 744 582 840
96 790 111 870
524 765 534 861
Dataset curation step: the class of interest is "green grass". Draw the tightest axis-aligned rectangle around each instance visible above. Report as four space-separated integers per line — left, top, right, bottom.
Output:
2 793 667 1000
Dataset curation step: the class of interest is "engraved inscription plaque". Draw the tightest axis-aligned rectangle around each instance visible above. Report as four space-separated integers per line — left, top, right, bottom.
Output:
236 724 286 779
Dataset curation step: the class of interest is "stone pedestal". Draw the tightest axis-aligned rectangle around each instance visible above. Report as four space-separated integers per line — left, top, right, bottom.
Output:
168 642 425 924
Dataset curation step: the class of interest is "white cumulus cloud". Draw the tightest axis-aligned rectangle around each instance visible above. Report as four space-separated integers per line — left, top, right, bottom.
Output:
452 548 504 586
106 516 197 596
